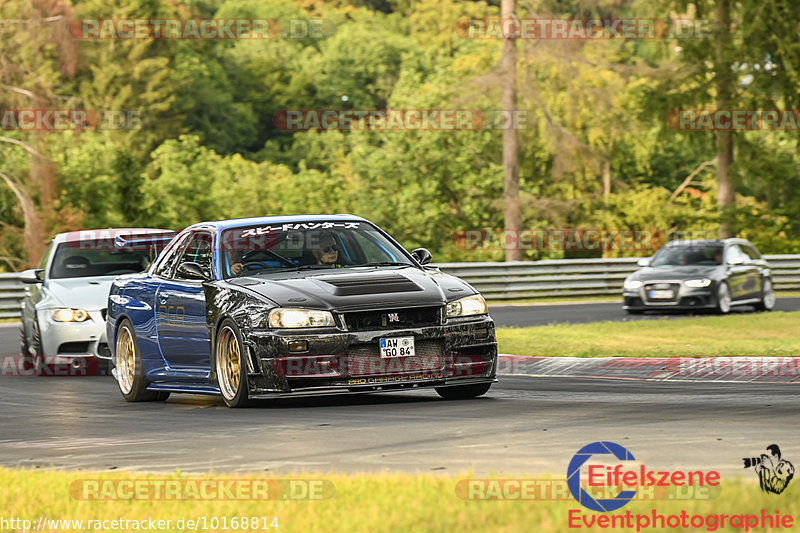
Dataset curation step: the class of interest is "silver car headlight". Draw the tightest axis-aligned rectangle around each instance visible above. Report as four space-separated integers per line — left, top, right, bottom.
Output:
624 279 643 290
684 279 712 288
446 295 488 318
51 308 90 322
268 308 335 328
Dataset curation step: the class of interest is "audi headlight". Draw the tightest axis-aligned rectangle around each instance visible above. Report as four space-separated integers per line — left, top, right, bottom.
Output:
268 308 335 328
685 278 712 288
624 279 643 290
446 295 488 318
51 308 89 322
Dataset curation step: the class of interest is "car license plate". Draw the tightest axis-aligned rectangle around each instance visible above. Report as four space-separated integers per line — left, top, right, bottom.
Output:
379 337 415 358
649 290 673 299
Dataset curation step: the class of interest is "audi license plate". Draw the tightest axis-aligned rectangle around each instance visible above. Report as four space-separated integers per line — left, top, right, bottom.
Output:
379 337 415 358
648 290 673 299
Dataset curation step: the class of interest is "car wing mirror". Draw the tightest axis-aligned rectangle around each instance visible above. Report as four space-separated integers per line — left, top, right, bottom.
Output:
411 248 432 265
177 262 210 280
19 269 44 284
636 258 650 267
727 257 744 266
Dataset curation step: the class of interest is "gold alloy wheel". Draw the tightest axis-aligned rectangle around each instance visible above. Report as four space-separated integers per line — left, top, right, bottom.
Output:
116 325 135 394
216 325 241 400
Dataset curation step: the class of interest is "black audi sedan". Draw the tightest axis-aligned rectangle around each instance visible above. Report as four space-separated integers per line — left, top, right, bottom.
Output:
622 238 775 314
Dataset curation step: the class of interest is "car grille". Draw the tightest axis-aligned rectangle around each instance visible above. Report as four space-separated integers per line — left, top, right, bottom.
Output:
347 339 444 357
342 306 442 331
643 282 681 303
58 341 91 354
345 339 444 374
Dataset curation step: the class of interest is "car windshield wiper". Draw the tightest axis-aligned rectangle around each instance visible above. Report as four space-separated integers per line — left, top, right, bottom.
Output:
359 262 415 267
269 265 336 273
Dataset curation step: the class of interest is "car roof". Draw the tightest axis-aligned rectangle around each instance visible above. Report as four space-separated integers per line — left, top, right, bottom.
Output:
53 228 175 243
664 238 752 248
184 214 369 232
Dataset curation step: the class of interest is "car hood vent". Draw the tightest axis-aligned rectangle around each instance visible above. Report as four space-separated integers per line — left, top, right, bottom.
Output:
320 273 423 296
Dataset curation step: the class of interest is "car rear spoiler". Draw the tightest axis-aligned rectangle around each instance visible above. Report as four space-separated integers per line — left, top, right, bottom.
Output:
114 230 177 251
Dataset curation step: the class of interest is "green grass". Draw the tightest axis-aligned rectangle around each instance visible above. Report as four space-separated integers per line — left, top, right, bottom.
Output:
497 311 800 357
1 468 797 532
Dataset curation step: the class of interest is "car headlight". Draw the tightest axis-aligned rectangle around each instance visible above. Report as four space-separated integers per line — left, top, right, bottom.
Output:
685 279 712 288
51 308 90 322
446 295 488 318
624 279 643 290
268 308 335 328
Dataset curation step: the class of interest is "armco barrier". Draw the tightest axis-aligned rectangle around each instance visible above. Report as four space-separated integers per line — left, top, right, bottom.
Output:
0 255 798 316
0 273 25 319
434 254 800 300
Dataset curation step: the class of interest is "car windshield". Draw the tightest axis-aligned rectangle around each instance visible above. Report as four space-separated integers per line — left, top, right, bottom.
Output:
49 243 153 279
220 221 415 278
650 245 724 267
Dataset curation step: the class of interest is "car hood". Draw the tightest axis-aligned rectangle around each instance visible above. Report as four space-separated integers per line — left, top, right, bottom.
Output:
43 276 116 310
631 265 722 281
229 266 475 311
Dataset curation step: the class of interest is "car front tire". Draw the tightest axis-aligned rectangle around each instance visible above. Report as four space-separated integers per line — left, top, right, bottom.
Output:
115 319 169 402
755 278 776 311
214 319 253 408
716 282 732 314
18 321 28 357
435 383 492 400
31 315 44 376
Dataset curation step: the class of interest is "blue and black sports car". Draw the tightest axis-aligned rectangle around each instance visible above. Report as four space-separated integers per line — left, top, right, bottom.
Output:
106 215 497 407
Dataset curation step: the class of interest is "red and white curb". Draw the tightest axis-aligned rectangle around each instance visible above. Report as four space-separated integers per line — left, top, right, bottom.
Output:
497 355 800 383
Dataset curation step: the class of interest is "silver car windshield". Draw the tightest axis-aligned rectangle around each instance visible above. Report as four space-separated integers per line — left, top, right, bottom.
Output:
49 243 152 279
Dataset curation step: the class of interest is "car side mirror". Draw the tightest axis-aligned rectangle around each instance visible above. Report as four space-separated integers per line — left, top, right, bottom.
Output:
177 262 209 280
637 258 650 267
411 248 432 266
727 257 744 266
19 269 44 284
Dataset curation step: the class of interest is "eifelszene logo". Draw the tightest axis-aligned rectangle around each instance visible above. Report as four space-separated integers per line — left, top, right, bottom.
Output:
743 444 795 494
567 441 720 512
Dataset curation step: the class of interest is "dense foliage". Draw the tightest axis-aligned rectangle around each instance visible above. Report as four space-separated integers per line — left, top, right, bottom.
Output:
2 0 800 269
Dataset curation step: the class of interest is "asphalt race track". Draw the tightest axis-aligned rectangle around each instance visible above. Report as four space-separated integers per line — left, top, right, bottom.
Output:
488 297 800 327
1 323 798 477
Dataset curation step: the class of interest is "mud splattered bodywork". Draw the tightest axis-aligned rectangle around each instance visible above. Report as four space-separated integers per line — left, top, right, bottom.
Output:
107 215 498 401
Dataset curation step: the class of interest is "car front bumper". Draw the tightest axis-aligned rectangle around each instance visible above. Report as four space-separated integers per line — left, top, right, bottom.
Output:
38 308 111 360
238 315 498 395
622 280 718 311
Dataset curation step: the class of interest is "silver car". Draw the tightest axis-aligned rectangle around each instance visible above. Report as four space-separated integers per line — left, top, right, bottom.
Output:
18 228 175 374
